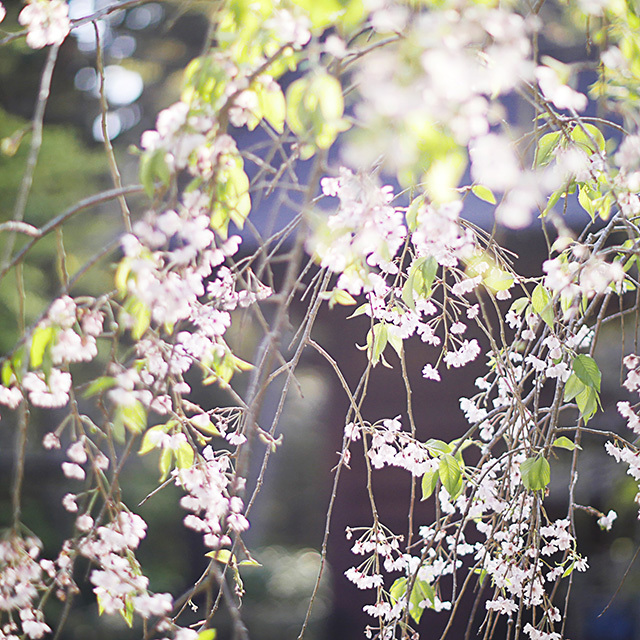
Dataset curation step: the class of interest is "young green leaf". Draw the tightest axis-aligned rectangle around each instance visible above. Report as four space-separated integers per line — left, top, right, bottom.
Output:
1 360 13 387
30 325 55 369
531 284 554 328
176 441 195 469
206 549 236 565
119 400 147 434
426 439 452 456
576 386 599 423
535 131 562 167
552 436 582 451
411 579 435 622
471 184 497 204
509 296 529 316
421 468 439 500
572 354 601 392
390 577 407 605
520 455 551 491
439 454 463 498
83 376 117 398
138 425 169 455
563 373 586 402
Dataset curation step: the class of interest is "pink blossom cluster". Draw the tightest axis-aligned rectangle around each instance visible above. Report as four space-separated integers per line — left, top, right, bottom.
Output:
345 417 436 477
410 201 476 269
346 410 588 637
0 296 103 412
120 195 243 328
79 512 172 619
60 436 108 486
346 4 536 216
141 102 214 172
617 354 640 434
0 536 51 639
176 446 249 550
18 0 70 49
344 525 408 623
309 168 406 295
543 247 624 314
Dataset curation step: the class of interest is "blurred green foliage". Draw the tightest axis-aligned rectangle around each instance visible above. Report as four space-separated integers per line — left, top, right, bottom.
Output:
0 106 114 351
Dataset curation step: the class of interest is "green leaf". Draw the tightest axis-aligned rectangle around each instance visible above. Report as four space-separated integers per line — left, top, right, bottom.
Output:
471 184 497 204
238 558 262 567
425 439 452 456
10 346 26 383
420 257 438 297
30 325 55 369
122 597 134 627
576 386 599 423
387 329 403 359
402 272 417 311
571 123 605 154
258 82 287 133
483 268 514 292
439 454 463 498
552 436 582 451
83 376 116 398
115 258 131 296
367 323 389 366
563 373 585 402
562 561 575 578
572 354 601 392
139 149 171 199
131 299 151 340
409 578 434 623
206 549 236 565
176 441 195 469
535 131 562 167
578 184 597 220
542 188 563 217
119 401 147 434
1 360 13 387
421 468 439 500
405 196 424 232
390 577 407 605
111 415 126 444
509 297 529 316
138 425 169 455
520 455 551 491
139 152 155 198
531 284 554 328
324 289 357 308
190 416 221 436
159 447 172 481
390 575 435 623
347 304 369 319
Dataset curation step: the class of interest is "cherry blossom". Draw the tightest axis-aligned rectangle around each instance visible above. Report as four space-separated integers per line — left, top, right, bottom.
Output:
18 0 70 49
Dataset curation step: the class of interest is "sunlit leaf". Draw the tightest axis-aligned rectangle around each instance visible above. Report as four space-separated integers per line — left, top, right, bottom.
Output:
535 131 562 167
83 376 116 398
206 549 236 565
471 184 497 204
552 436 582 451
439 454 463 498
531 283 554 328
30 325 55 369
421 468 439 500
520 455 550 491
